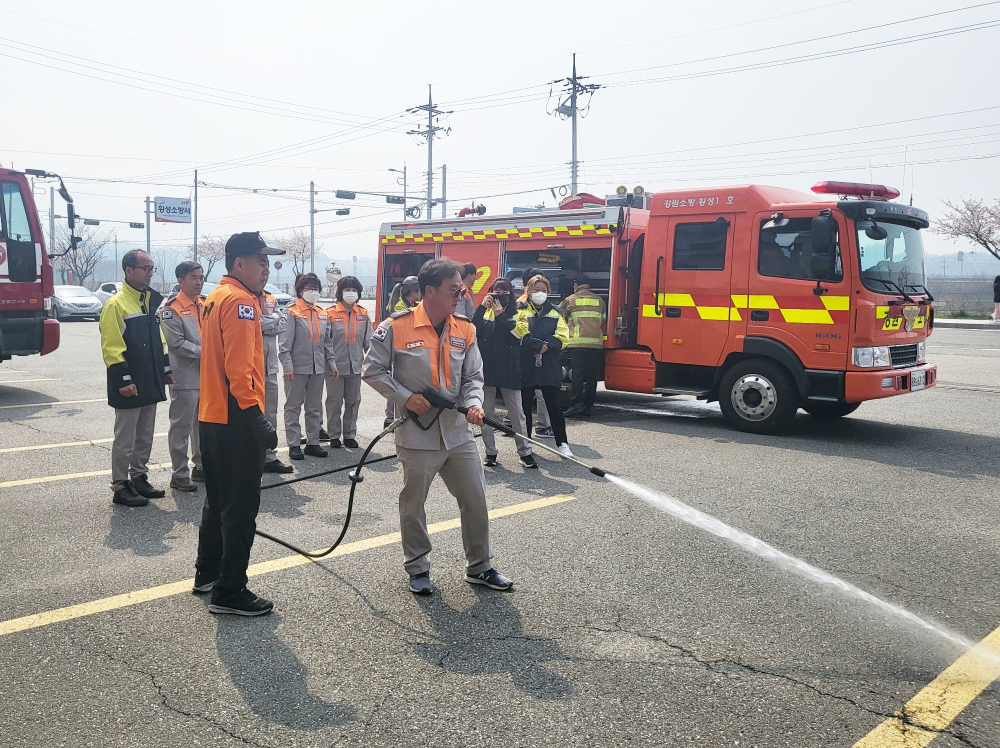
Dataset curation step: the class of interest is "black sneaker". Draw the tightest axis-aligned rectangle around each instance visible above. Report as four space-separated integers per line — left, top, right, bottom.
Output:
563 403 585 417
343 438 359 449
289 446 304 460
192 572 218 594
329 437 342 449
304 444 328 458
208 587 274 616
580 407 592 417
536 427 555 439
131 474 165 499
408 571 433 595
466 568 514 591
263 459 294 474
319 428 329 441
112 482 148 507
483 454 498 467
519 454 538 469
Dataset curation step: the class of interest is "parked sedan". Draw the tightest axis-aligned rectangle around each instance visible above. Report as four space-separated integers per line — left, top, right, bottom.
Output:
51 285 104 321
264 283 294 308
94 281 121 305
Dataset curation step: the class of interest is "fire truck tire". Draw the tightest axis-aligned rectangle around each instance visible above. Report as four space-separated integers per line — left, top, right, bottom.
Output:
719 359 799 435
802 401 861 418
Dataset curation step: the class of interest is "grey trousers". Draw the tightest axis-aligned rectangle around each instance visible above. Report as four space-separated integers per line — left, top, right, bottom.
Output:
482 387 531 457
112 403 157 488
167 387 202 479
284 372 324 447
264 373 279 462
535 389 550 429
397 440 493 576
326 373 362 440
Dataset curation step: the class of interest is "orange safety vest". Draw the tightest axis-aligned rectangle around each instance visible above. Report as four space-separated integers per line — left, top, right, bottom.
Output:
198 276 265 424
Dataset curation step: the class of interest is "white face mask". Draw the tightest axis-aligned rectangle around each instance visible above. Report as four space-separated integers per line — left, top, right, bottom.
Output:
302 290 320 304
530 291 548 306
342 291 359 304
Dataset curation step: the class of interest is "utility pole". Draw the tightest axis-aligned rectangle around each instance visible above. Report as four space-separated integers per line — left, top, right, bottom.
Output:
49 187 55 252
407 85 451 218
145 196 151 256
193 169 198 263
441 164 447 218
310 181 316 274
548 53 600 195
114 235 118 282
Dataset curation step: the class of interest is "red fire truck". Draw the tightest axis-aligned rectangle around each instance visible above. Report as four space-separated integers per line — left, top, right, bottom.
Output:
375 181 935 434
0 166 70 363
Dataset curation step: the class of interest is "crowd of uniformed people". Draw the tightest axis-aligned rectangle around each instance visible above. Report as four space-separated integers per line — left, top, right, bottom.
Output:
98 236 606 615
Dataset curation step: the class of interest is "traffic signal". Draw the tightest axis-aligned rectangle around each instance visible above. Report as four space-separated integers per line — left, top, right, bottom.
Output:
335 190 356 200
386 195 405 204
336 208 350 216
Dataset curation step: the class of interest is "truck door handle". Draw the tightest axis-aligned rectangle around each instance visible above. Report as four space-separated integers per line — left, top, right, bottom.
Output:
751 310 769 321
654 257 663 316
665 308 682 318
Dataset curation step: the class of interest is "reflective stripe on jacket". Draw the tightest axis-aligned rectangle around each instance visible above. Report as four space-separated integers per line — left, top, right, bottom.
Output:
327 301 372 376
516 301 569 388
259 291 287 377
362 302 483 451
279 298 337 375
99 282 170 409
560 285 607 349
198 276 265 424
158 290 203 390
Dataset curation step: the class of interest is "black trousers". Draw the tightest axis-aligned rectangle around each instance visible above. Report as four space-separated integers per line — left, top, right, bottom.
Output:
196 421 265 595
569 348 602 407
521 385 568 446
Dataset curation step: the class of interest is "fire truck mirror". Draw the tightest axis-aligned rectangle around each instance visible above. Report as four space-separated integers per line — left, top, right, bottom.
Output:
810 253 834 280
810 214 837 255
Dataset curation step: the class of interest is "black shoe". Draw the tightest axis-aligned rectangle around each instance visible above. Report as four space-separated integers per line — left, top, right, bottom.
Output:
519 454 538 469
563 403 585 417
190 466 205 482
329 437 342 449
536 427 555 439
192 572 218 594
408 571 433 595
466 568 514 591
343 438 359 449
383 418 393 429
304 444 328 457
483 454 498 467
208 587 274 616
112 482 148 507
131 474 165 499
263 459 294 474
581 407 592 417
319 428 329 441
289 446 304 460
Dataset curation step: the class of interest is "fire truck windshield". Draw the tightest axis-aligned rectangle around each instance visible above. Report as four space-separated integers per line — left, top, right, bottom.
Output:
856 220 927 296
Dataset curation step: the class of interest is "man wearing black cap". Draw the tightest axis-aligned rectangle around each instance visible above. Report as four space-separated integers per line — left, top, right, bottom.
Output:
194 232 284 616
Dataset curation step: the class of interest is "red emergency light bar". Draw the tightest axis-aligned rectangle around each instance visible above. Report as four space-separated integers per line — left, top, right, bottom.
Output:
811 181 900 200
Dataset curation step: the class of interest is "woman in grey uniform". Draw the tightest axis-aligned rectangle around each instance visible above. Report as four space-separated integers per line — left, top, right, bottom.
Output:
325 276 372 449
279 273 338 460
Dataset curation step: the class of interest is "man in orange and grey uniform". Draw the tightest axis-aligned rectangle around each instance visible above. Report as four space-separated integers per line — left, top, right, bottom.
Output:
194 232 283 617
260 285 292 474
362 258 514 595
158 261 205 491
560 274 607 418
456 262 478 320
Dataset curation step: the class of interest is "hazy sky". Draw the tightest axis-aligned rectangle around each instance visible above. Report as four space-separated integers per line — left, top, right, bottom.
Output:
2 0 998 264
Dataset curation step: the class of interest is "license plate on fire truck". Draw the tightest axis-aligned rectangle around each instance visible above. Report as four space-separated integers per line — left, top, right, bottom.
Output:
911 370 926 391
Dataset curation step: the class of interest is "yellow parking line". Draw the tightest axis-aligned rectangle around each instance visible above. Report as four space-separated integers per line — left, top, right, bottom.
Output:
0 378 58 384
0 494 575 637
0 398 105 410
0 432 168 454
852 626 1000 747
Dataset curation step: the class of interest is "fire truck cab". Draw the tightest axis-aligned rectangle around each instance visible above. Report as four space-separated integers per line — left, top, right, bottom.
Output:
376 181 935 434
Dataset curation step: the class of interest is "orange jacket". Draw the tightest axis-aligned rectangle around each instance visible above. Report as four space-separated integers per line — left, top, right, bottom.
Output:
198 276 265 424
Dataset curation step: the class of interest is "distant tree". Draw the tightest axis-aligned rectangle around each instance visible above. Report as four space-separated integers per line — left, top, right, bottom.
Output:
193 235 226 280
277 229 318 276
934 197 1000 261
53 224 113 287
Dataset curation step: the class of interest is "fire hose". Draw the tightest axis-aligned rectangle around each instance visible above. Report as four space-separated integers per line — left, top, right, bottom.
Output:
254 389 607 560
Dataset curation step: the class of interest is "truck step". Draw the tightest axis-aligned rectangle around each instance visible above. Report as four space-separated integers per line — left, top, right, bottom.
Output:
652 387 712 397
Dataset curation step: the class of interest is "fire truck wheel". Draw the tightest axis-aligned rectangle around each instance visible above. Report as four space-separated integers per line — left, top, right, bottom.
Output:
802 401 861 418
719 359 798 435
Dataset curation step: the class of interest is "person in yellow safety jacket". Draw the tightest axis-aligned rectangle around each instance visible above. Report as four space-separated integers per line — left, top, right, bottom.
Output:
383 275 421 426
157 260 205 492
279 272 338 460
99 249 173 507
325 276 372 449
560 274 607 418
514 267 552 436
362 258 514 595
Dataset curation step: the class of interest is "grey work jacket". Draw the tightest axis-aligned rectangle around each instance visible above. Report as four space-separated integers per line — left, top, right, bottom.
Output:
326 301 372 376
455 288 477 321
157 291 202 390
279 299 337 376
260 291 287 378
362 302 484 451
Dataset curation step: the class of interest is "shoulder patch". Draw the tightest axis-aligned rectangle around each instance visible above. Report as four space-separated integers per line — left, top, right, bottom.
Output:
372 321 390 341
390 308 412 319
238 304 255 321
161 308 174 319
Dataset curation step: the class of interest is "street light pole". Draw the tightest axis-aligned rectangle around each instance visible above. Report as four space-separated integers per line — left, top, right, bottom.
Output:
310 180 316 274
49 187 55 252
193 169 198 263
145 196 151 256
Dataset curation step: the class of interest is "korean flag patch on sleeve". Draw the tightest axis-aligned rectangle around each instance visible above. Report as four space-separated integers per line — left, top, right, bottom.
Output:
372 321 390 342
238 304 255 321
161 308 173 319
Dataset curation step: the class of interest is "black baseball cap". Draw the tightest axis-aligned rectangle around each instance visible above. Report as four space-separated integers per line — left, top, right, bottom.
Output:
225 232 284 264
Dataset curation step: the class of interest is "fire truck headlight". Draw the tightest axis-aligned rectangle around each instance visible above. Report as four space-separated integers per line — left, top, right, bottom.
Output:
873 346 890 367
917 341 926 363
852 347 874 367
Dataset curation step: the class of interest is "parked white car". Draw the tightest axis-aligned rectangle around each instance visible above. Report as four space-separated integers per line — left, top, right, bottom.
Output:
94 281 122 306
51 286 104 321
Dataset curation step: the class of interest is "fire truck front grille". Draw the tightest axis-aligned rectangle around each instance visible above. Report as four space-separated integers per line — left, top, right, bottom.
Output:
890 344 918 368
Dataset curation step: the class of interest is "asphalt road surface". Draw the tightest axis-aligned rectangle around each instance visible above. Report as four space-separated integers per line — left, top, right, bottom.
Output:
1 323 998 748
